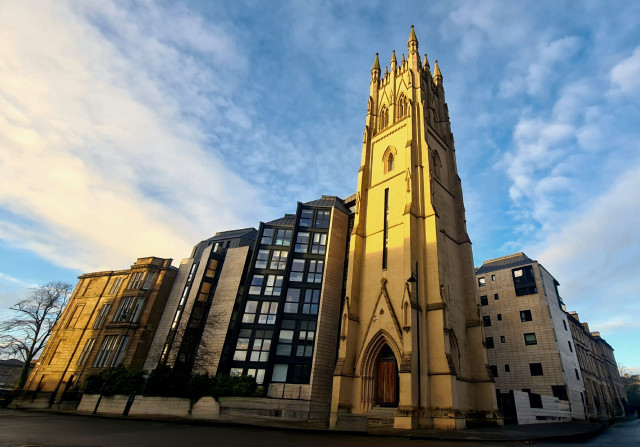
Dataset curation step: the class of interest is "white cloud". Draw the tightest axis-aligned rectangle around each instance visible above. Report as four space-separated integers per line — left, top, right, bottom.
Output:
529 163 640 326
504 117 574 205
525 37 580 95
0 272 29 286
610 46 640 95
591 317 640 334
447 1 534 59
498 36 580 98
0 1 271 272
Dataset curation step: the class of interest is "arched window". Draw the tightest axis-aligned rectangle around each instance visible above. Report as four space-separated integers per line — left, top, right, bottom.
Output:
383 147 397 174
432 150 442 178
379 106 388 130
398 95 407 117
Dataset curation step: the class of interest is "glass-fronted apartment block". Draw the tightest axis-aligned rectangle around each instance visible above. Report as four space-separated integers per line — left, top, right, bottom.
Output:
215 196 351 420
143 195 353 421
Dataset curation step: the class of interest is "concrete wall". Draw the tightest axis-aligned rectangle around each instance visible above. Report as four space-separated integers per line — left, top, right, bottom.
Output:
219 396 311 421
308 207 347 421
129 396 191 417
144 259 193 371
193 246 250 375
538 265 585 420
77 394 128 415
513 390 572 424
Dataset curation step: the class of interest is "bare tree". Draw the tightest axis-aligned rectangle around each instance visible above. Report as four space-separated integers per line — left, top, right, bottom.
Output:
0 281 73 388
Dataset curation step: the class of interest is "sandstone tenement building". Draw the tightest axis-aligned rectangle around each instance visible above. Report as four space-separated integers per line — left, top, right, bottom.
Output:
24 257 177 402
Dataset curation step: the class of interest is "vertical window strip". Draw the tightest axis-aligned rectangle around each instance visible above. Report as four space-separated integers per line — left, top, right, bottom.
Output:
109 277 124 295
111 335 130 367
76 338 96 366
93 335 118 367
93 304 112 329
142 272 156 289
383 188 389 269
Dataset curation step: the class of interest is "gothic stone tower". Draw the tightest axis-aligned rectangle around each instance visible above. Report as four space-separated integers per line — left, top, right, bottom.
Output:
330 27 500 430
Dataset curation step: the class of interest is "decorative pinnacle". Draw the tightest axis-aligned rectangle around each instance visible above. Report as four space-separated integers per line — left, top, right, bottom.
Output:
433 60 442 85
391 50 397 65
423 54 430 70
409 25 418 43
372 52 381 73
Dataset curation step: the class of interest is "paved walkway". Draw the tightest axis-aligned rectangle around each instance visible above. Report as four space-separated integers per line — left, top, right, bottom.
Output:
35 406 613 443
368 421 607 442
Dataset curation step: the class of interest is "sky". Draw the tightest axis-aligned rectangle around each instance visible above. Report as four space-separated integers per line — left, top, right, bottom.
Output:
0 0 639 373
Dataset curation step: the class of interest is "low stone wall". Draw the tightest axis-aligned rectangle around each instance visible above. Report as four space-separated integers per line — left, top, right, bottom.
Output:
219 396 311 420
267 383 311 400
129 396 191 418
77 394 128 415
514 391 572 424
76 394 318 423
191 396 220 420
10 392 53 410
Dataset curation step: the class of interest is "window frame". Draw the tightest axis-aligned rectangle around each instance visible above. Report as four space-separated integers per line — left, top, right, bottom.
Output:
529 362 544 376
520 310 533 322
524 332 537 346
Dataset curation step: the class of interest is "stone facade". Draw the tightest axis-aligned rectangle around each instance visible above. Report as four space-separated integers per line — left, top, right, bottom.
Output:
567 312 627 420
475 252 586 423
330 27 499 430
24 257 177 402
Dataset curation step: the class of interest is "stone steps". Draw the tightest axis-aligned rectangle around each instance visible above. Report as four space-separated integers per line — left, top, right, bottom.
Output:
366 406 396 428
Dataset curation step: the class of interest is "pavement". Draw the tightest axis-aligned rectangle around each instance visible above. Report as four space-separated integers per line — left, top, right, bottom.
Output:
368 421 608 442
58 407 611 443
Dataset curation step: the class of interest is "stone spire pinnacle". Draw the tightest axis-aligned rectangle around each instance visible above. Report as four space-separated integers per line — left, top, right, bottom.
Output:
433 59 442 85
408 25 418 44
372 53 380 73
423 54 430 71
371 52 381 81
408 25 419 59
390 50 397 70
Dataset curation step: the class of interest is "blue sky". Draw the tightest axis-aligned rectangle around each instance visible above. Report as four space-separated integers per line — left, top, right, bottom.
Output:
1 0 639 373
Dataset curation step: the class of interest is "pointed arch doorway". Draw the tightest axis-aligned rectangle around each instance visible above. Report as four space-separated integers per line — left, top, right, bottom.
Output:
376 345 399 407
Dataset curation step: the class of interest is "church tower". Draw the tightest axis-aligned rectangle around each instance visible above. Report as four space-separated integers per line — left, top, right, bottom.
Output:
330 27 500 430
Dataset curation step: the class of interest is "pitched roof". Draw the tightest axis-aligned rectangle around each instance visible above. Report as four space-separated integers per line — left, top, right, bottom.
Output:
304 195 350 215
475 252 536 275
210 227 257 241
265 214 297 226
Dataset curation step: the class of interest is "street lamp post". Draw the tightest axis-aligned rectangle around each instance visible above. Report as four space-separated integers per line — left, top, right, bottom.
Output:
406 262 421 411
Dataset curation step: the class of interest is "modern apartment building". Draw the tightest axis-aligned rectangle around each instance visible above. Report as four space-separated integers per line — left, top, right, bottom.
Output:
143 229 258 376
567 312 627 420
24 257 177 402
475 253 586 424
